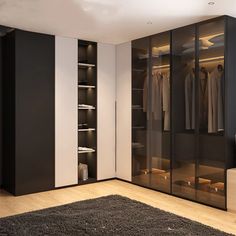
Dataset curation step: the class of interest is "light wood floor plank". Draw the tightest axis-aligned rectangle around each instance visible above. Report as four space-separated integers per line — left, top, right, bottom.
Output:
0 180 236 235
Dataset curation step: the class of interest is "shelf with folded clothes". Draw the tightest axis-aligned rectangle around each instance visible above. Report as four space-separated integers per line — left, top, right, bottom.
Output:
78 62 96 68
78 104 96 110
78 146 96 154
78 85 96 89
78 128 96 132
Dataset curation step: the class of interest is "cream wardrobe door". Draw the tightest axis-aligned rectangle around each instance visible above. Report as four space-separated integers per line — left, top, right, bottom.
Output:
97 43 116 180
116 42 132 181
55 36 78 187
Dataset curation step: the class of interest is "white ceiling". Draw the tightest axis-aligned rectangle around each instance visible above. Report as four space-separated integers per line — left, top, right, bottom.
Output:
0 0 235 44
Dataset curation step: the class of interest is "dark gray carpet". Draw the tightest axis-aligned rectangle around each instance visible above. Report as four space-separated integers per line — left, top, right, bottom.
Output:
0 195 232 236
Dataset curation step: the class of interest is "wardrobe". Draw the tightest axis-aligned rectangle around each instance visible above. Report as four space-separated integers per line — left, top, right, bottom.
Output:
116 15 236 210
1 29 116 195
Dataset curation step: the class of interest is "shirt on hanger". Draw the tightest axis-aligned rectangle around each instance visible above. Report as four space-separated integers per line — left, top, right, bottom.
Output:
208 67 224 133
199 70 209 130
185 71 195 130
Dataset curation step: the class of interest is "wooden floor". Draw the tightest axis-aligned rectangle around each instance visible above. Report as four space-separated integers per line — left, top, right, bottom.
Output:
0 179 236 235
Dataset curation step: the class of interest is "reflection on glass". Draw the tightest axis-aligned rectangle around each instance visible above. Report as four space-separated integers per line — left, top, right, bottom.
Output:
132 38 149 187
150 32 171 193
172 25 196 200
197 19 225 209
198 20 224 134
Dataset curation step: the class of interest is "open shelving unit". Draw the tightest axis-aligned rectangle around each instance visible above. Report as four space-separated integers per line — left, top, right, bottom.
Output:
78 40 97 184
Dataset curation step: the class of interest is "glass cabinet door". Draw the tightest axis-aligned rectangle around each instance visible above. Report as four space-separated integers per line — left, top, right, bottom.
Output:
150 32 171 193
196 18 226 209
132 38 150 187
172 25 196 200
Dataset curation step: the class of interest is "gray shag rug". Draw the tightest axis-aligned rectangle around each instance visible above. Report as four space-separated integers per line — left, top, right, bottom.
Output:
0 195 232 236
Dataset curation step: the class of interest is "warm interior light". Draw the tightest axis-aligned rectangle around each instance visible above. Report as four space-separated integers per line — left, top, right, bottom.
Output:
153 64 170 69
199 56 224 63
200 33 224 41
152 45 170 53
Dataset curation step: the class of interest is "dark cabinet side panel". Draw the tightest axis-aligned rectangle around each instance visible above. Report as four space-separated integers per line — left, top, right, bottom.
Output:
2 32 16 193
15 30 55 195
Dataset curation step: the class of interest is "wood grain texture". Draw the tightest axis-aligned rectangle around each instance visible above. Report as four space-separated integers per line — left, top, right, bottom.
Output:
0 180 236 235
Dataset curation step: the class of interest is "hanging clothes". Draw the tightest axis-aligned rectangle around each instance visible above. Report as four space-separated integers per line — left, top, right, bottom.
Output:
199 69 209 130
162 73 170 131
152 73 163 121
143 76 148 113
208 66 224 133
185 71 195 130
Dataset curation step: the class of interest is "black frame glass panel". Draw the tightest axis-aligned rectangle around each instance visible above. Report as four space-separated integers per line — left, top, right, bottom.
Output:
172 25 196 200
150 32 171 193
132 37 150 187
196 19 226 209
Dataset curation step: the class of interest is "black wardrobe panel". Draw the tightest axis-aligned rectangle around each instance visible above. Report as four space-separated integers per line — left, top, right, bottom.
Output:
2 30 55 195
14 30 55 195
2 32 16 193
225 17 236 170
0 37 2 186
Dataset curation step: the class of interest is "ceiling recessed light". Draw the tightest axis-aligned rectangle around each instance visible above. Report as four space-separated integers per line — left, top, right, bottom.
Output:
147 21 152 25
208 1 215 5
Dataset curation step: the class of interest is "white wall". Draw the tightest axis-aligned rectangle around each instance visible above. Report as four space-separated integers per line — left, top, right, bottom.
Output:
116 42 132 181
55 36 78 187
97 43 116 180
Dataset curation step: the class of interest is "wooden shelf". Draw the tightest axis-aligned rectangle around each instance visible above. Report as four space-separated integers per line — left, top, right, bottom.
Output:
78 63 96 68
78 128 96 132
78 85 96 89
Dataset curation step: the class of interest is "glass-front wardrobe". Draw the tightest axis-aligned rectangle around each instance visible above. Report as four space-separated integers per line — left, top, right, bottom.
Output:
132 33 171 193
131 16 236 209
78 40 97 184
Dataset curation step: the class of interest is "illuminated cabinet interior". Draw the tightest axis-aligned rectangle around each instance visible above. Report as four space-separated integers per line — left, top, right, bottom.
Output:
78 40 97 185
131 16 236 209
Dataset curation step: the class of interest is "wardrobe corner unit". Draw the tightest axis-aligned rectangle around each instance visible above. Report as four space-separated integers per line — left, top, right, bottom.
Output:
55 39 116 187
116 42 132 181
2 29 55 195
121 15 236 209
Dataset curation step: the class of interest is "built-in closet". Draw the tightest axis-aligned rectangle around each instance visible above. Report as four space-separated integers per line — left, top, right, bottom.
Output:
120 15 236 209
1 29 116 194
2 29 55 195
78 40 97 184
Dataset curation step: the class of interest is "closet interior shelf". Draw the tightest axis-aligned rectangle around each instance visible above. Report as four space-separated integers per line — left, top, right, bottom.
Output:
78 128 96 132
78 62 96 68
78 104 96 110
78 85 96 89
199 56 224 63
78 147 96 154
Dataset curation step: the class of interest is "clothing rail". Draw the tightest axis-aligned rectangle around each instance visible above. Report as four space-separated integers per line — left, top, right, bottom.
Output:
199 56 224 63
152 64 170 69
